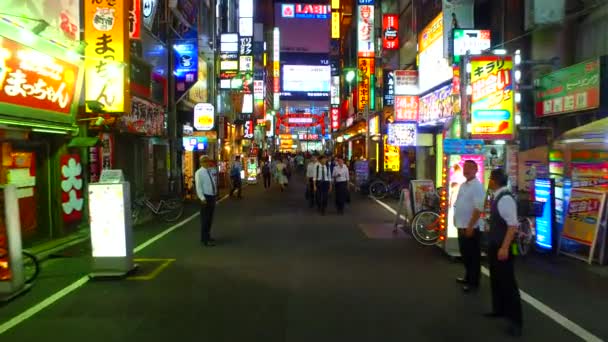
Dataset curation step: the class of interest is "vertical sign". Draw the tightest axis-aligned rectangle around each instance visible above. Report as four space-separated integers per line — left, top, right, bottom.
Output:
383 70 395 106
382 14 399 50
129 0 142 39
358 58 374 111
332 12 340 39
331 76 340 105
357 5 374 57
273 28 280 110
173 40 198 101
331 106 340 131
470 56 514 140
85 0 130 113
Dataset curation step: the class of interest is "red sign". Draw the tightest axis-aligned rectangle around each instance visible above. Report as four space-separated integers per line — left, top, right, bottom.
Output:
394 95 419 121
0 36 79 115
129 0 142 39
331 107 340 131
382 14 399 50
452 66 461 95
296 4 330 15
60 154 84 224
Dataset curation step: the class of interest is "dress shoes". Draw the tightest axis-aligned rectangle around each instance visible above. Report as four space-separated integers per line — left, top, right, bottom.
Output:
462 284 479 293
456 277 467 284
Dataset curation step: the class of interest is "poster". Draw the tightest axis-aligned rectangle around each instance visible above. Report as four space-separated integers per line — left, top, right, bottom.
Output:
383 137 400 172
410 179 436 214
446 154 485 238
562 188 606 246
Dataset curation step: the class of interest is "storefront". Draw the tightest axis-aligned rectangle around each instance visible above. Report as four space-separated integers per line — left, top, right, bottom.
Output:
0 19 84 247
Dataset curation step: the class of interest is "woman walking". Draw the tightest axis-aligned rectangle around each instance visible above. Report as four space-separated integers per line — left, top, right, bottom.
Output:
275 158 289 192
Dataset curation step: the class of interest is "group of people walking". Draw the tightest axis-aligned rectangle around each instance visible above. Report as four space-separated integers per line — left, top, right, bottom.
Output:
305 154 350 215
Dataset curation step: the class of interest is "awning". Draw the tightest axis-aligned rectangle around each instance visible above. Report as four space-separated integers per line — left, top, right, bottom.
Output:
554 117 608 148
68 137 100 148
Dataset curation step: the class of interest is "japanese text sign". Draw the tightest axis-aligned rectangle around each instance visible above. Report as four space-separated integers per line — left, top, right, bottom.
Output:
535 58 600 117
331 106 340 131
332 12 340 39
358 57 374 111
85 0 129 113
357 5 374 57
0 36 80 116
129 0 141 39
387 122 417 146
562 188 606 246
383 14 399 50
383 136 400 172
394 96 419 122
419 12 442 53
173 39 198 100
470 56 514 139
394 70 418 95
383 70 395 106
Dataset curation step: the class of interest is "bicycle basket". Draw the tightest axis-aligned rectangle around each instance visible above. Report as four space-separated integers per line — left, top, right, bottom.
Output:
517 200 545 217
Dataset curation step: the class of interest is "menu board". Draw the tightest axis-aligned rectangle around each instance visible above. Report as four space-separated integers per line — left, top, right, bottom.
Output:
89 184 127 257
562 188 606 246
354 160 369 186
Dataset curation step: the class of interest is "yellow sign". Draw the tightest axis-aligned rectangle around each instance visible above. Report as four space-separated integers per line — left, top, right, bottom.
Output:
332 0 340 10
418 12 443 52
84 0 129 113
357 57 374 111
383 136 400 172
332 12 340 39
562 189 606 246
470 56 514 139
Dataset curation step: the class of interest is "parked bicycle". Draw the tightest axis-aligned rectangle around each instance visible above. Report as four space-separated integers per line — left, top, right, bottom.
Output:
369 175 409 200
22 250 40 284
132 194 184 225
408 188 443 245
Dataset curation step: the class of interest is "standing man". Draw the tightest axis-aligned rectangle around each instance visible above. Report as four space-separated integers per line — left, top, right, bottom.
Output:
486 168 523 337
314 155 332 215
306 155 319 208
332 158 349 215
195 155 217 247
229 155 243 199
261 160 271 189
453 160 485 292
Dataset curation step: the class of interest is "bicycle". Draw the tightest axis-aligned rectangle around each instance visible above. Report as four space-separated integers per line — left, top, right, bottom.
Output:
369 175 408 200
408 189 443 245
22 250 40 284
132 194 184 225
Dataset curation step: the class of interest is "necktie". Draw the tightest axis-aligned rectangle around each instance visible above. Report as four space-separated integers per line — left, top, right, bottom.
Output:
206 169 216 195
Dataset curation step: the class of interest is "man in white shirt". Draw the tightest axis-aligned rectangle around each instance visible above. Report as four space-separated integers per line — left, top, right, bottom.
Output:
486 168 522 337
332 158 350 215
195 155 218 247
314 155 332 215
453 160 486 292
306 155 319 208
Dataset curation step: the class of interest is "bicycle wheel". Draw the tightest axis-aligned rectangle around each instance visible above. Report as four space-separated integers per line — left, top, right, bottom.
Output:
368 180 388 200
131 205 141 226
411 210 441 246
517 217 535 256
22 251 40 284
161 199 184 222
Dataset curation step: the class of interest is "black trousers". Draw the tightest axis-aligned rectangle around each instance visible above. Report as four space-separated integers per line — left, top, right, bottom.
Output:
488 242 523 326
230 176 242 197
457 228 481 286
200 195 216 242
307 178 315 208
335 181 347 213
263 174 271 188
316 181 330 213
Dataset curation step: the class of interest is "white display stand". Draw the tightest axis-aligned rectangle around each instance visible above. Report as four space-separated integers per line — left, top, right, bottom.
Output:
89 169 136 278
0 185 29 301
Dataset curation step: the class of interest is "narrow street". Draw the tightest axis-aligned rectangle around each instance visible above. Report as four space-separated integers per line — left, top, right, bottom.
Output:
0 177 603 341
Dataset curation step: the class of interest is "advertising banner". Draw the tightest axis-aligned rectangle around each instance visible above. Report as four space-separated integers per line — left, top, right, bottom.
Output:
470 56 514 140
443 139 484 155
394 96 419 122
382 14 399 50
411 180 436 214
442 0 474 57
387 123 417 146
193 103 214 131
281 4 331 19
394 70 418 95
562 188 606 246
84 0 129 113
331 76 340 105
535 58 600 117
357 57 374 111
129 0 142 39
453 29 491 57
332 11 340 39
357 5 374 57
418 12 452 93
331 106 340 131
383 70 395 106
418 83 455 124
119 97 166 136
60 154 84 224
173 39 198 100
383 136 400 172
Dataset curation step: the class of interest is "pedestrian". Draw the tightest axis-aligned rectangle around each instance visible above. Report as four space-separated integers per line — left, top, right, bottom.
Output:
486 168 523 337
229 155 243 199
453 160 485 292
275 158 288 191
306 155 319 208
332 157 349 215
314 155 332 215
262 161 271 189
194 155 217 247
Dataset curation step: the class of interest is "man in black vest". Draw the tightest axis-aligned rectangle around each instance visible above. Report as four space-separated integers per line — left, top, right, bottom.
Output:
486 169 523 337
314 155 332 215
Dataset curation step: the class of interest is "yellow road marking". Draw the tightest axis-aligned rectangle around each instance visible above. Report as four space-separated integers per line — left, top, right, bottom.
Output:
127 258 176 281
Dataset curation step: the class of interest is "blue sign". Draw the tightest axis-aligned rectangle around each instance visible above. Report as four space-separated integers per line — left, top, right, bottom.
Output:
358 0 374 4
173 39 198 100
534 179 553 249
443 139 485 155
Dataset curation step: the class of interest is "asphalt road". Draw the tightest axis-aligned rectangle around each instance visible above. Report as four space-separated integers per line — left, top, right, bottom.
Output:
0 176 602 341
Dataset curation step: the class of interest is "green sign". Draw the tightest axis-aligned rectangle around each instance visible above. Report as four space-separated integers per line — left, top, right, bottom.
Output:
535 58 601 117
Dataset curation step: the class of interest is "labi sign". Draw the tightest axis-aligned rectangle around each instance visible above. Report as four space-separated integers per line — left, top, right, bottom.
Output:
281 4 330 19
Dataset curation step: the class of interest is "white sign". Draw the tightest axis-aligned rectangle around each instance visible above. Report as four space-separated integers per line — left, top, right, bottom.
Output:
288 117 314 124
239 17 253 36
194 103 214 131
357 5 374 57
418 35 452 94
282 65 331 92
254 80 264 100
239 0 254 18
331 76 340 105
387 122 417 146
242 93 253 114
89 183 127 257
394 70 419 95
453 29 491 56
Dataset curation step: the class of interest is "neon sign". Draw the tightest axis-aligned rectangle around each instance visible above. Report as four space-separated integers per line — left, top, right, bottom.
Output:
281 4 331 19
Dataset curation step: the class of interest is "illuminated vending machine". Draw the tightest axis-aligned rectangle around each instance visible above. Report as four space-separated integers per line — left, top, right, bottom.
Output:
246 157 258 184
440 139 486 257
88 170 135 278
0 185 28 301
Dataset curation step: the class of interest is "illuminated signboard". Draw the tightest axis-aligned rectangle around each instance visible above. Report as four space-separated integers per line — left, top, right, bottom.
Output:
298 133 320 140
331 106 340 131
2 0 80 41
331 76 340 105
0 36 81 119
394 96 419 122
418 83 455 124
281 4 331 19
254 80 264 100
383 70 395 106
173 39 198 100
193 103 214 131
239 17 253 36
129 0 142 39
387 122 417 146
384 136 400 172
239 0 254 17
220 33 239 52
394 70 418 95
358 0 374 4
358 57 374 111
89 183 128 257
332 0 340 9
244 120 254 138
84 0 129 113
418 12 452 93
182 137 208 152
453 29 491 56
357 5 374 57
332 12 340 39
288 117 314 124
369 116 379 135
239 55 253 72
534 178 554 250
273 28 280 110
382 14 399 50
470 56 514 139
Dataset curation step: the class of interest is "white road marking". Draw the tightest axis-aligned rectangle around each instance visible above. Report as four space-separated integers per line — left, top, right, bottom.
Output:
373 198 604 342
0 194 229 335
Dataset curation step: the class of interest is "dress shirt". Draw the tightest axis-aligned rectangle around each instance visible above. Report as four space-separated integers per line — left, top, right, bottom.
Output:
493 186 519 227
195 166 216 200
314 164 331 182
306 161 319 178
453 177 485 229
332 165 349 182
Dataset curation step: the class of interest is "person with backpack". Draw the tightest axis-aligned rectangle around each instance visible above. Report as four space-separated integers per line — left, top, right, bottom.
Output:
229 155 243 199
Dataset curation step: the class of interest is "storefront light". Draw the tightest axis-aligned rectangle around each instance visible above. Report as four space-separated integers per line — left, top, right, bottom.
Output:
466 123 472 133
515 113 522 125
514 50 521 65
466 85 472 95
466 63 472 74
494 140 506 145
515 70 522 82
515 92 521 103
493 49 507 55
